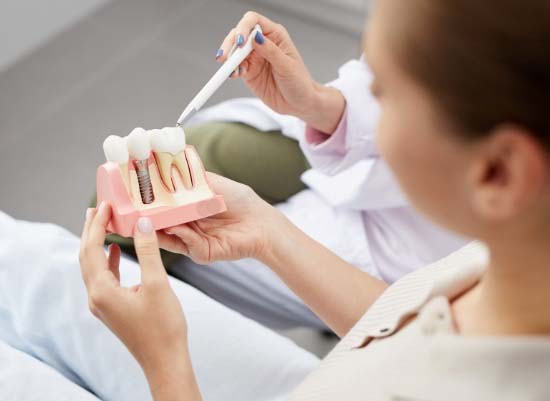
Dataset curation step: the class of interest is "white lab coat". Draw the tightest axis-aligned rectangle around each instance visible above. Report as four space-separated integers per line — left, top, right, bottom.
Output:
186 58 469 285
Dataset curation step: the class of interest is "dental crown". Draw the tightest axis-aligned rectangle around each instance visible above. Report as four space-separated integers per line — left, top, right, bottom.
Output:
103 135 129 163
150 127 186 155
127 127 151 160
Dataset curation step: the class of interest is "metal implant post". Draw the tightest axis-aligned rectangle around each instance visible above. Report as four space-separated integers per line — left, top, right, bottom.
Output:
133 159 155 204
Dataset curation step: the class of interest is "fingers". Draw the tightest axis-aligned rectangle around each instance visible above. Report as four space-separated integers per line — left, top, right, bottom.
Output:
217 28 237 63
80 208 95 253
80 203 112 284
216 11 280 63
165 224 203 246
133 217 167 285
250 33 288 72
235 11 279 46
157 231 189 255
87 202 112 247
108 244 121 282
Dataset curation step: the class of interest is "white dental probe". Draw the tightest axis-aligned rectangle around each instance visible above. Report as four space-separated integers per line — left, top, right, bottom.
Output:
176 24 262 127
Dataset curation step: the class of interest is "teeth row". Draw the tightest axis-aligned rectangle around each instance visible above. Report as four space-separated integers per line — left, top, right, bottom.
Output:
103 126 191 193
103 126 187 164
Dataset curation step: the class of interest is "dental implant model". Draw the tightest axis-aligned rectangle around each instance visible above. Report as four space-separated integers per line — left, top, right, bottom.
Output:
96 126 226 237
127 128 155 204
150 127 192 191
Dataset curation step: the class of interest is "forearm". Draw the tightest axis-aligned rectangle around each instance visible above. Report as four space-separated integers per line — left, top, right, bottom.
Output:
260 211 388 337
143 349 202 401
300 83 346 135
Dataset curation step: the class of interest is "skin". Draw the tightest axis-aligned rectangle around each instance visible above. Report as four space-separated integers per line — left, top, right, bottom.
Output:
79 4 550 401
367 0 550 336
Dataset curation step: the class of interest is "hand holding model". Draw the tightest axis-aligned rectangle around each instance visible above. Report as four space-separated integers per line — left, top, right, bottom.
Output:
79 203 202 401
157 172 283 264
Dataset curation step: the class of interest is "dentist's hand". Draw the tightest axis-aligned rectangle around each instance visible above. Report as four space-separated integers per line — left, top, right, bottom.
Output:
216 11 346 134
79 203 194 385
157 173 283 265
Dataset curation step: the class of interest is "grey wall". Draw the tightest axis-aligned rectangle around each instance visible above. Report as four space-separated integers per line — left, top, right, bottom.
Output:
0 0 111 72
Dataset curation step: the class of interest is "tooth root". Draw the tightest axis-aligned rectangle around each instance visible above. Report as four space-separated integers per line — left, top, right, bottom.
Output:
153 152 175 192
173 152 193 189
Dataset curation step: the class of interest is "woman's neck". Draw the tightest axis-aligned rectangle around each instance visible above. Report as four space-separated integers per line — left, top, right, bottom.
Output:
453 235 550 336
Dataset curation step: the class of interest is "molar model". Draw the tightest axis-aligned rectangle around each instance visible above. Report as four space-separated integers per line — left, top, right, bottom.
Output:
97 126 226 237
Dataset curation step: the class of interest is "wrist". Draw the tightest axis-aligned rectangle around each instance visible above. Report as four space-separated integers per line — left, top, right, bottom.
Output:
143 348 202 401
300 83 346 134
255 203 288 264
139 339 189 378
256 208 297 269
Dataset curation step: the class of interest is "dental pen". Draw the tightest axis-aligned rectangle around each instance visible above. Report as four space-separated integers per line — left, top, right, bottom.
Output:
176 24 262 127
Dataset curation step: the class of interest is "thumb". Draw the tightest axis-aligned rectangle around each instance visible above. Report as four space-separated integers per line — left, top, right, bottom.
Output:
133 217 167 284
252 33 290 73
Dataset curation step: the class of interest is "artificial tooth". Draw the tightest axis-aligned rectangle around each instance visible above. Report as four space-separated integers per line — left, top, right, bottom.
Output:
150 127 192 191
127 127 152 160
150 127 186 154
103 134 130 191
103 135 129 163
127 127 155 204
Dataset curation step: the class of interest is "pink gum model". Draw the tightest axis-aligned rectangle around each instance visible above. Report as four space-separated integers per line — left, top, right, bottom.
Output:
96 145 226 237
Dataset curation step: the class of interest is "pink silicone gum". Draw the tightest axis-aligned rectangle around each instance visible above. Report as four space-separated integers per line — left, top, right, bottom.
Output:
96 145 226 237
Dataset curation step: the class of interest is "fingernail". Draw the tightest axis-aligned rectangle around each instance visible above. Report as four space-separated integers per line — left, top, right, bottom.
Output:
86 208 93 220
138 217 153 234
255 31 264 45
98 202 106 213
236 34 244 47
215 48 223 59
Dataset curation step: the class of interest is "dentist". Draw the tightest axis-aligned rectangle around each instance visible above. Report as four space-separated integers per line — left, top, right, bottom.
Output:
167 11 468 329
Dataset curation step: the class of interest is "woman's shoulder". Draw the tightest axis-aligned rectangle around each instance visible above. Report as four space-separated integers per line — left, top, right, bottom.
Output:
340 241 488 347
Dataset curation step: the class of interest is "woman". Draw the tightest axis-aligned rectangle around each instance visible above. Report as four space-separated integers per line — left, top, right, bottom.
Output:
80 1 550 400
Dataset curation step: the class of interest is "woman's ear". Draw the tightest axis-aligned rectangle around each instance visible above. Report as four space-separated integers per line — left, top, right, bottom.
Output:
468 126 549 222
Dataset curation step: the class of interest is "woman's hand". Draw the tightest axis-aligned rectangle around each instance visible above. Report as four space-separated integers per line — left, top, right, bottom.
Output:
157 173 283 265
79 203 201 401
217 11 346 134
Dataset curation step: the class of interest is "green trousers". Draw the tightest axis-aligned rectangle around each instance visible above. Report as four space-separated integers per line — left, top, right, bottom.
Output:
92 122 310 267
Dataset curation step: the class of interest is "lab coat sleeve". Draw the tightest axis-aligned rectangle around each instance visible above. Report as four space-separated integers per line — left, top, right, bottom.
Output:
299 57 381 175
299 57 410 210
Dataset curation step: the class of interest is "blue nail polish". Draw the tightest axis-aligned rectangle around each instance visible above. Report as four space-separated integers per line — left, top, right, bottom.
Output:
255 31 264 45
216 49 223 59
236 34 244 47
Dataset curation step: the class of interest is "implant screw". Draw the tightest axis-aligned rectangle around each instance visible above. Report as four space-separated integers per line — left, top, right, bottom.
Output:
133 159 155 204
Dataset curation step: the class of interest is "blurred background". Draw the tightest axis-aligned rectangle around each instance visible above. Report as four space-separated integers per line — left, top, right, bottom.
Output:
0 0 367 356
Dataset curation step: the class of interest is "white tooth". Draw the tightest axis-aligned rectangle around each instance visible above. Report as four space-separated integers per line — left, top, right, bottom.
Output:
150 127 186 155
150 127 189 191
150 129 171 153
127 127 151 160
103 135 129 163
163 126 186 154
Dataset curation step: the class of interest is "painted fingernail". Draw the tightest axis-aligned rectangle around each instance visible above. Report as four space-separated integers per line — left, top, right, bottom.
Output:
236 34 244 47
215 48 223 59
138 217 153 234
255 31 264 45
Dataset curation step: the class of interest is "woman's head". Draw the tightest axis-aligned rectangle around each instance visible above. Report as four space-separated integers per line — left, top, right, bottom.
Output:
365 0 550 243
